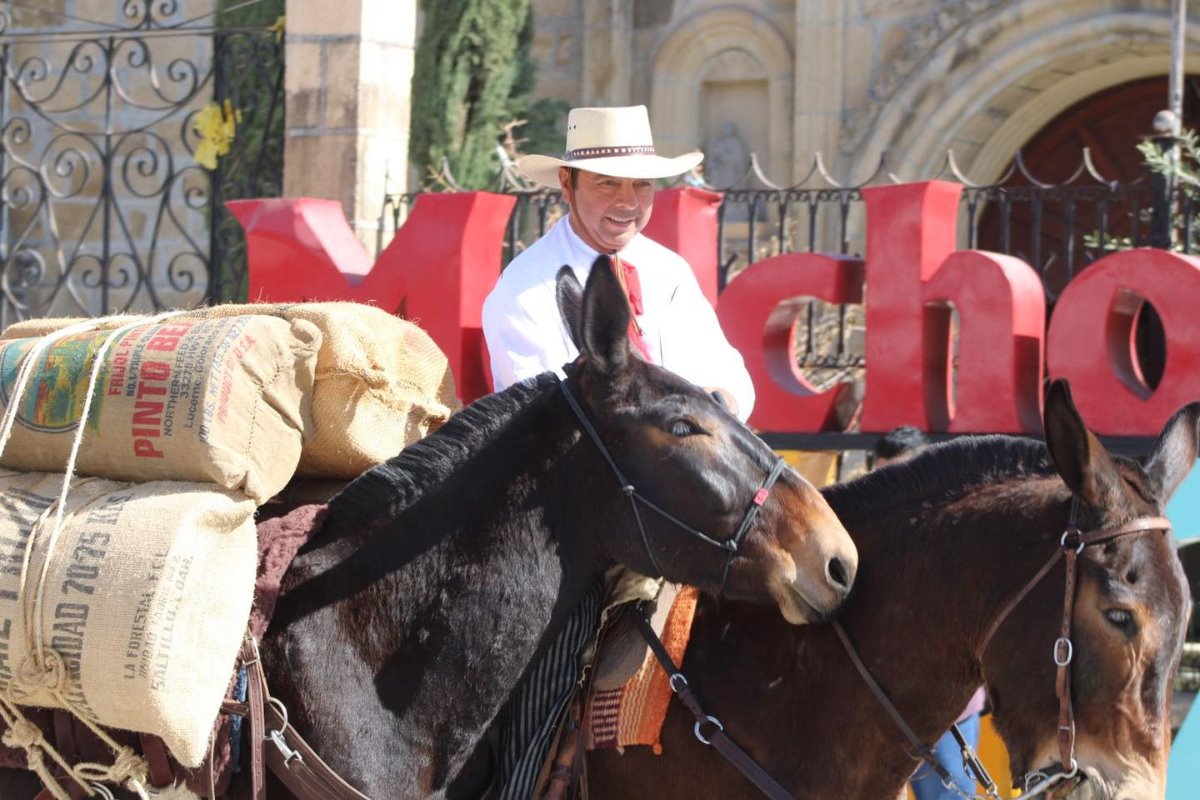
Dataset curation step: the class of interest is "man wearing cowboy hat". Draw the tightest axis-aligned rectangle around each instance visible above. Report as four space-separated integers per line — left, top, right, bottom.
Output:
482 104 755 419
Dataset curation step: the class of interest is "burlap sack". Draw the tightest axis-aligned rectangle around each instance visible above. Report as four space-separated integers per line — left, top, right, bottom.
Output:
3 303 458 479
0 470 256 767
0 315 320 503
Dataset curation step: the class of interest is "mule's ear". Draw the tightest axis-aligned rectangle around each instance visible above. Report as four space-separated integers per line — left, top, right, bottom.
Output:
1144 401 1200 503
1043 379 1123 506
555 266 584 350
578 255 630 374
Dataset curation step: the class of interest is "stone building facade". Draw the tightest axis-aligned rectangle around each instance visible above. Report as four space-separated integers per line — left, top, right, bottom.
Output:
527 0 1198 186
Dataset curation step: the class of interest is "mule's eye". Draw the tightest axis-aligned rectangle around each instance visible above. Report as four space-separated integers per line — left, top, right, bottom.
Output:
1104 608 1134 632
669 419 701 437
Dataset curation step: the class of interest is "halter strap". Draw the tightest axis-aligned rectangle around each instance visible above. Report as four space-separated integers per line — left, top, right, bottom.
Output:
976 503 1172 662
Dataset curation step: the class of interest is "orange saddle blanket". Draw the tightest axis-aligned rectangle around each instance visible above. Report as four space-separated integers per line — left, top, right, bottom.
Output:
584 585 699 754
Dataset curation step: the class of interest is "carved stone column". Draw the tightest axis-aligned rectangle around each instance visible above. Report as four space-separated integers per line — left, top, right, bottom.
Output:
283 0 416 251
793 0 848 181
581 0 633 105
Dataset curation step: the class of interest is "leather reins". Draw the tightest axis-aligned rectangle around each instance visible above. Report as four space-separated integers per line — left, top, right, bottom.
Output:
633 607 799 800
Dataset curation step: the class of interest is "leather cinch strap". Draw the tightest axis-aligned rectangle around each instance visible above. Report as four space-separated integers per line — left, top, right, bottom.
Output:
259 701 370 800
240 636 370 800
243 637 268 800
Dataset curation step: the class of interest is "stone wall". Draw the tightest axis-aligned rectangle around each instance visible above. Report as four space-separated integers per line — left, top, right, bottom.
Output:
283 0 416 252
526 0 1196 187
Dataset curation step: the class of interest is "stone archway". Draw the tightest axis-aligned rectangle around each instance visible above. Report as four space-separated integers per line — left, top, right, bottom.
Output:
845 1 1200 184
972 75 1199 391
648 8 793 182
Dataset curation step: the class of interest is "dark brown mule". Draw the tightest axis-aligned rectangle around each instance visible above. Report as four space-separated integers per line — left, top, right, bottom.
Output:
587 381 1195 799
245 260 854 798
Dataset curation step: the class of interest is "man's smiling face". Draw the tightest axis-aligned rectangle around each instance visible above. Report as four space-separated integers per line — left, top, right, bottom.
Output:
560 167 655 253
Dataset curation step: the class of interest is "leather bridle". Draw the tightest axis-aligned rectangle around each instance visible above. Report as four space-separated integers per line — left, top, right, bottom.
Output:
833 496 1171 800
974 497 1171 797
558 378 786 590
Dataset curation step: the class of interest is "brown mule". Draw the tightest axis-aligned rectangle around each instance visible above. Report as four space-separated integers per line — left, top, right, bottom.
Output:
587 380 1194 799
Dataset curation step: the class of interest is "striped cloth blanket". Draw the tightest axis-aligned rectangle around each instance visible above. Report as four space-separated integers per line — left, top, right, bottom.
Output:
494 577 605 799
584 585 700 753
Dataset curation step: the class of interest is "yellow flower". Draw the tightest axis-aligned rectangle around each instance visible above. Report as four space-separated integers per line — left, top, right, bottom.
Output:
268 15 286 43
193 100 242 170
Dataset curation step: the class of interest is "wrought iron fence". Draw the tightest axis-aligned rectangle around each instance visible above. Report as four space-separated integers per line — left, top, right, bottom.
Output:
383 148 1178 390
0 3 283 328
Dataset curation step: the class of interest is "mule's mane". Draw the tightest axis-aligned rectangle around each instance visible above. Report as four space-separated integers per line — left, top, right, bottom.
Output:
824 435 1056 522
325 373 560 534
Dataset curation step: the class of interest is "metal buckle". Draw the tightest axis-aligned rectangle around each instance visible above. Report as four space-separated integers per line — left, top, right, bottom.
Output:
669 672 688 693
960 743 997 795
1053 637 1074 667
1060 528 1085 554
266 697 304 767
693 715 724 746
1021 761 1084 798
242 633 262 668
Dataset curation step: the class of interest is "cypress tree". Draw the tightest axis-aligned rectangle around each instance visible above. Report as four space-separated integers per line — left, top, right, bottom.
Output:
508 6 568 161
410 0 533 189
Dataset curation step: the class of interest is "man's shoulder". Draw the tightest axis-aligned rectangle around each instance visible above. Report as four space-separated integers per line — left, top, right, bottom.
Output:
626 233 691 277
489 240 551 296
495 222 572 289
485 227 572 320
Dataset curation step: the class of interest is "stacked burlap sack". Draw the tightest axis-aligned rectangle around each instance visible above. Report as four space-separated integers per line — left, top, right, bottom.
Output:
2 302 460 479
0 304 457 791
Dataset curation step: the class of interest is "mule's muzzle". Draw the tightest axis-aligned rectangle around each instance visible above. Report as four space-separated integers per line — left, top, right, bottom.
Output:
775 547 857 625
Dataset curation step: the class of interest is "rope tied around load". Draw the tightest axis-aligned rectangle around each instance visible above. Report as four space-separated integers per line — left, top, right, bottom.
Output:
0 312 186 800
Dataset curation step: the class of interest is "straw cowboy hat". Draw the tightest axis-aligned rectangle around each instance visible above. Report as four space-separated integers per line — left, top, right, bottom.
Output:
517 105 704 189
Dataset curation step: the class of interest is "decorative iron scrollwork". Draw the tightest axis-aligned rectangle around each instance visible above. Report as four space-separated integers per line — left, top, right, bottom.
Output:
0 6 283 328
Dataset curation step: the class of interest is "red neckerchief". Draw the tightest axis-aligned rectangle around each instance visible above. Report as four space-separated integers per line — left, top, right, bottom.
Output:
610 253 652 360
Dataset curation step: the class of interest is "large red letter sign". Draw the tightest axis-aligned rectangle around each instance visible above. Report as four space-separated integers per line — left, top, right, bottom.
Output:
229 193 517 401
718 253 864 431
1047 248 1200 434
859 182 960 431
924 251 1046 432
858 181 1045 433
643 186 723 305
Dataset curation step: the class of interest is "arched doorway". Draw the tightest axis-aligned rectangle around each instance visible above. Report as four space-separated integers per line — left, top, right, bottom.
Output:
986 76 1200 185
976 76 1200 390
977 76 1200 279
979 74 1195 287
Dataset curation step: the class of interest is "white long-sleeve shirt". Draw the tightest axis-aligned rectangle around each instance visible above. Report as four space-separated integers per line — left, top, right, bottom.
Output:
481 216 755 420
